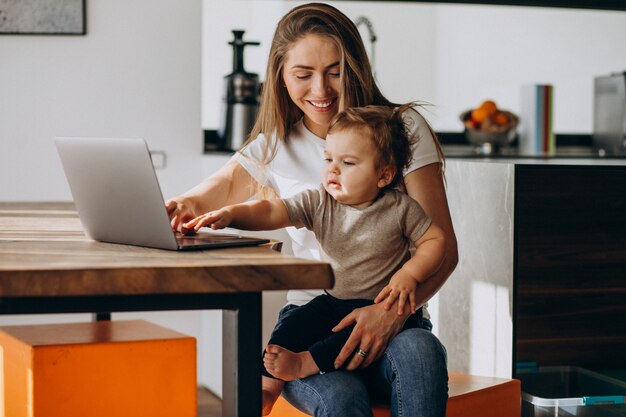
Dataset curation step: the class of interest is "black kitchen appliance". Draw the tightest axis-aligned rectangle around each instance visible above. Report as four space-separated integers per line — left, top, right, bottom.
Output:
219 30 260 152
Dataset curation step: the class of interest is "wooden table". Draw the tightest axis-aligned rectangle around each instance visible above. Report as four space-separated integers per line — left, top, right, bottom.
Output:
0 202 334 417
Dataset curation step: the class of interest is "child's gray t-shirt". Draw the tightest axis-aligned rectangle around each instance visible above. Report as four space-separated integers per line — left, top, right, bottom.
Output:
282 187 431 300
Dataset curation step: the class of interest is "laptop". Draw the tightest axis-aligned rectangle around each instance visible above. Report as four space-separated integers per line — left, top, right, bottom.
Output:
55 137 270 250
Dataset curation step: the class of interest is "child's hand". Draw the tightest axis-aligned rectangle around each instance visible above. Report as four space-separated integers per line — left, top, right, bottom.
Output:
374 269 417 316
183 208 233 232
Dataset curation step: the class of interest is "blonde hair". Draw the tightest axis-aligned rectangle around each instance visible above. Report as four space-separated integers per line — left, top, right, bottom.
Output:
328 103 416 190
241 3 444 186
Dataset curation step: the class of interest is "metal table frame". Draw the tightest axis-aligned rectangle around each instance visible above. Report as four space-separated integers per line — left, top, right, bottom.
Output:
0 292 262 416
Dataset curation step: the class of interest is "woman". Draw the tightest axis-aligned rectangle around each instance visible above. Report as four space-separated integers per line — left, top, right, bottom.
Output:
167 3 458 416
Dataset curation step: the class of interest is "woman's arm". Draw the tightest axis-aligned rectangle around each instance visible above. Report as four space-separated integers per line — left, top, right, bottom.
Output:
403 163 458 307
332 163 458 370
166 160 259 233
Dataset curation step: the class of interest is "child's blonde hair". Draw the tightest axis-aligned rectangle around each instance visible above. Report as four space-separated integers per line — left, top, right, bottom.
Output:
327 103 416 190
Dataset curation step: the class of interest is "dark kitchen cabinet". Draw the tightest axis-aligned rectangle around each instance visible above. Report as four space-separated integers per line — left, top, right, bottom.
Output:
513 164 626 372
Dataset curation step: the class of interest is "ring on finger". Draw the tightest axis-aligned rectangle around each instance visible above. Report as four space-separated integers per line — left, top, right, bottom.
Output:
357 348 369 358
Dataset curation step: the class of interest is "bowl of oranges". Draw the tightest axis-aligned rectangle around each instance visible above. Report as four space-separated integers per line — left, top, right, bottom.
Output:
460 100 518 151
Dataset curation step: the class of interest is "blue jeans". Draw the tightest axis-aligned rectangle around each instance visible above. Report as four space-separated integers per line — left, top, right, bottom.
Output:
263 295 424 377
279 305 448 417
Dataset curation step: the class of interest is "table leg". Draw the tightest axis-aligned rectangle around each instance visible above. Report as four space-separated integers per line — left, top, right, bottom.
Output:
91 312 111 321
222 292 262 417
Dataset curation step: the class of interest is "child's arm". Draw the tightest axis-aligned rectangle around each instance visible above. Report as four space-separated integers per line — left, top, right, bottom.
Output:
183 199 293 232
374 223 446 316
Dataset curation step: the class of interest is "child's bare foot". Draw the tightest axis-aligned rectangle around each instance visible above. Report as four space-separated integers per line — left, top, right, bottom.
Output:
262 377 283 416
263 344 320 381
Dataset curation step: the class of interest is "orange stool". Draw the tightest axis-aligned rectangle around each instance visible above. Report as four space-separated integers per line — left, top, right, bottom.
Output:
268 373 521 417
0 319 196 417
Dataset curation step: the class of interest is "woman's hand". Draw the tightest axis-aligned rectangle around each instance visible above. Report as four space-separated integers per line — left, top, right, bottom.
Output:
374 269 418 316
331 301 409 370
165 198 197 235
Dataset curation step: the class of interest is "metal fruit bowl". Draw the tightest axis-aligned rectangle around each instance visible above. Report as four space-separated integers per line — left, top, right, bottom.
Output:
460 110 519 148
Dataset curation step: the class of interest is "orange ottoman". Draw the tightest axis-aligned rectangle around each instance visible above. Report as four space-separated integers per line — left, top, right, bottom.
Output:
268 373 521 417
0 319 196 417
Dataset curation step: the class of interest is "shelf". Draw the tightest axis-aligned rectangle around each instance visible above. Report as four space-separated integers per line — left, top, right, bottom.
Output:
350 0 626 12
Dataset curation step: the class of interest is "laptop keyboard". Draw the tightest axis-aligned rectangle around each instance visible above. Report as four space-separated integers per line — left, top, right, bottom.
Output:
175 234 242 245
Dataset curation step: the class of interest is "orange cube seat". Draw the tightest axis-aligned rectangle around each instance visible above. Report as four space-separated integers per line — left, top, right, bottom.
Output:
268 372 521 417
0 319 196 417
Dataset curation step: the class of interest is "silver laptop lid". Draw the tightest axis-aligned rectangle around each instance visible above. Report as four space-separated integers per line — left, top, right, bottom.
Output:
55 137 179 250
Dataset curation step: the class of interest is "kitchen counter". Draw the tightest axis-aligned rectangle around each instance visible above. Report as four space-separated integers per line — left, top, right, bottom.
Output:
443 144 626 162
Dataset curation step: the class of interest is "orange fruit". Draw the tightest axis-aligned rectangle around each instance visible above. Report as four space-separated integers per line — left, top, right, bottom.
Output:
493 111 509 126
471 107 489 123
480 100 497 116
464 119 478 130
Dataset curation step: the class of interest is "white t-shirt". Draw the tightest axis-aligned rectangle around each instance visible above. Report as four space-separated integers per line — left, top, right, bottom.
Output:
232 108 441 309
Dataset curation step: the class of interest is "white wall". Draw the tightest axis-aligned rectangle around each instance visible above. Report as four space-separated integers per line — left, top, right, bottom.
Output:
202 0 287 129
0 0 204 201
432 4 626 133
201 1 438 130
201 2 626 133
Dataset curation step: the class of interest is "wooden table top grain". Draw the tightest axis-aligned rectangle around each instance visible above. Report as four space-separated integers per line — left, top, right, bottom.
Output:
0 202 334 297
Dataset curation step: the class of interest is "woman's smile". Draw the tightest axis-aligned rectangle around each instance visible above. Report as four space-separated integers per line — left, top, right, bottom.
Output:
308 98 336 112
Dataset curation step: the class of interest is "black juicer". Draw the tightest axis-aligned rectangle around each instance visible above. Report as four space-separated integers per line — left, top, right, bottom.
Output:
219 30 260 151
